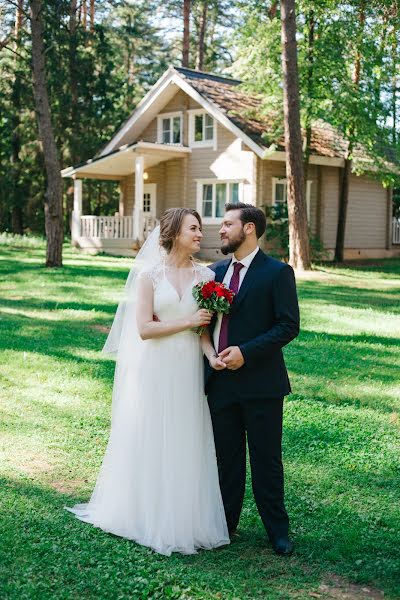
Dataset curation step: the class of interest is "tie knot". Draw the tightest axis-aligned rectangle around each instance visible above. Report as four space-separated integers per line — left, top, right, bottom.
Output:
233 262 244 273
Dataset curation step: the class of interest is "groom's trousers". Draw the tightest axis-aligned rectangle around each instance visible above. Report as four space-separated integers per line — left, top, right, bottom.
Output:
208 395 289 540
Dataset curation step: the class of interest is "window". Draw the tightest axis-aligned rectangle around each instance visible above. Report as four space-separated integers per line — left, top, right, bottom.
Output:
189 110 215 148
272 178 312 221
157 112 182 144
197 180 242 222
143 193 151 213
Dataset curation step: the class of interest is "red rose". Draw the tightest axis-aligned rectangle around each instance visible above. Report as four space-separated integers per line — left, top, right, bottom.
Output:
201 281 215 299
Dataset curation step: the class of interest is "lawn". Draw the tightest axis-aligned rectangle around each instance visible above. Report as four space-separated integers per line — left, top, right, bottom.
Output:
0 241 399 600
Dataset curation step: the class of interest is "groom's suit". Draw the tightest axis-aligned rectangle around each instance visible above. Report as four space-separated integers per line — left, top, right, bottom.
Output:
205 248 299 540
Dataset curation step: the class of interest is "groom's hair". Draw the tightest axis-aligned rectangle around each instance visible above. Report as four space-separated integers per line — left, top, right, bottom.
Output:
225 203 266 239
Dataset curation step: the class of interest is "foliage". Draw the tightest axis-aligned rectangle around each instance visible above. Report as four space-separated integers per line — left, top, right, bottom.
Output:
0 246 399 598
0 0 173 235
264 203 328 262
232 1 400 184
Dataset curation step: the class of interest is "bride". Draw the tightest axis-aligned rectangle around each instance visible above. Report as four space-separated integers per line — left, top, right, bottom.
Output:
67 207 230 555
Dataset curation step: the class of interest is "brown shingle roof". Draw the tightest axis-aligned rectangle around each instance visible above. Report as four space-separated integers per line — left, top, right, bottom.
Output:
175 67 398 171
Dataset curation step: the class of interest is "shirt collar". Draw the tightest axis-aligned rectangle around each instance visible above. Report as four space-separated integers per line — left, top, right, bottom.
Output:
232 246 260 269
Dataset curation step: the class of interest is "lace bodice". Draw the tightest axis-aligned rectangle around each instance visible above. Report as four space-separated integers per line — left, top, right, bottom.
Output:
140 262 214 287
139 261 215 322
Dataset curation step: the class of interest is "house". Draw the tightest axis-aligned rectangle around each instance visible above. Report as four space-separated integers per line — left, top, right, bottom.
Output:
61 66 400 260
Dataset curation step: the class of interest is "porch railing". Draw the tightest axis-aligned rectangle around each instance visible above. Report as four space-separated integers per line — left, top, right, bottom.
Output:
393 217 400 245
80 214 158 240
81 215 133 239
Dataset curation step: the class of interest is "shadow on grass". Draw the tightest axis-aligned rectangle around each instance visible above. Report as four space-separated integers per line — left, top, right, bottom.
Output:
0 296 118 315
285 329 399 413
297 280 400 313
0 258 130 282
1 474 398 599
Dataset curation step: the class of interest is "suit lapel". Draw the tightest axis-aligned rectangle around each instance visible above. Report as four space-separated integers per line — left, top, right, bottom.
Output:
231 249 266 313
210 259 231 333
214 259 231 283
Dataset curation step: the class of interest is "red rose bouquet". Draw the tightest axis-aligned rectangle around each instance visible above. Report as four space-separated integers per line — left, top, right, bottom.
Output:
192 280 235 335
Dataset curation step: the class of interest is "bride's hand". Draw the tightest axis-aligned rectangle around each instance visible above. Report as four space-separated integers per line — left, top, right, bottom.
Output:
209 354 226 371
191 309 213 328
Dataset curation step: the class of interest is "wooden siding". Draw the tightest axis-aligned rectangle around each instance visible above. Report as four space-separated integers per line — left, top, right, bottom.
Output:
189 125 255 249
320 166 339 248
320 170 387 249
140 90 202 144
345 175 387 248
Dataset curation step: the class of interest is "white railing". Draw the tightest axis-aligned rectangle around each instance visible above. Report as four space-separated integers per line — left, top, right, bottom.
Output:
143 215 158 239
393 218 400 245
80 214 158 240
81 215 134 239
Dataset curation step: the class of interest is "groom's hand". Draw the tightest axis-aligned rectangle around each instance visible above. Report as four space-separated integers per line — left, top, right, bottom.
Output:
218 346 245 370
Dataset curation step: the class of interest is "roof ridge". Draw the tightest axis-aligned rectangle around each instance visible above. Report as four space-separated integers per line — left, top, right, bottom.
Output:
174 66 242 86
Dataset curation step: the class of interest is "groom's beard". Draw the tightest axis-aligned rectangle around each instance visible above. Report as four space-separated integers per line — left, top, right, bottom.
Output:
220 229 246 255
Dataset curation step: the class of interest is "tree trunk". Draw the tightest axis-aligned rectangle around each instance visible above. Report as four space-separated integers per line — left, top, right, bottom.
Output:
182 0 190 67
268 0 278 20
11 0 24 234
280 0 310 270
29 0 64 267
334 0 365 262
90 0 95 33
82 0 87 29
392 25 397 146
303 8 315 185
335 158 351 262
196 1 208 70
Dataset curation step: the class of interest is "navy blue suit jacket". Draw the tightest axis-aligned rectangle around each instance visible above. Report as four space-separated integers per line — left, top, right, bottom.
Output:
205 250 300 402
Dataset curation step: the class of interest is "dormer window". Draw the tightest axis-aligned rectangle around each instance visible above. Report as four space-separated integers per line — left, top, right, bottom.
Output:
189 109 216 149
157 112 182 144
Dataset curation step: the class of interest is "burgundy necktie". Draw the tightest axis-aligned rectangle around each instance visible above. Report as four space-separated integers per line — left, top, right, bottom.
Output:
218 262 244 353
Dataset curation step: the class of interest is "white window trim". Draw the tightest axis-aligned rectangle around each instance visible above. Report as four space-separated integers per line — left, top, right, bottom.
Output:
188 109 217 151
157 111 183 145
196 179 244 224
272 177 312 221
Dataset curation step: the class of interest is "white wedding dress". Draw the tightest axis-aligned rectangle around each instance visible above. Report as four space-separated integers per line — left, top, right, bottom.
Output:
67 261 229 556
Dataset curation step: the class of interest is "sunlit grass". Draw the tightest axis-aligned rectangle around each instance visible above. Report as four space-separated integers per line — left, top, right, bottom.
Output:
0 246 399 599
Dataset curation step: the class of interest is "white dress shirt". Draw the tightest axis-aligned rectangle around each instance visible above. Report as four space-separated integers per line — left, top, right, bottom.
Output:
213 246 260 351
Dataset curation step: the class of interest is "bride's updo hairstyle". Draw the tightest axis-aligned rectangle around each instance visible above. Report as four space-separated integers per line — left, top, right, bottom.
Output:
159 207 202 253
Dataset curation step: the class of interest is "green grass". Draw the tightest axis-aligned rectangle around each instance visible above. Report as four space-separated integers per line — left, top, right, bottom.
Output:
1 245 399 599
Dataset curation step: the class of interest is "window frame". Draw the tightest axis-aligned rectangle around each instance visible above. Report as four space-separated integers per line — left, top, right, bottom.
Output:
196 179 244 224
156 111 183 145
188 109 217 150
272 177 312 221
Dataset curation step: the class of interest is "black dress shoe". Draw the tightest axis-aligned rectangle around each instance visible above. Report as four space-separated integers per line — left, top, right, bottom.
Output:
271 536 294 556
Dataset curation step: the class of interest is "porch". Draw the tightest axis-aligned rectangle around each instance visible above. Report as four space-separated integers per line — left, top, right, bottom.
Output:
62 141 191 255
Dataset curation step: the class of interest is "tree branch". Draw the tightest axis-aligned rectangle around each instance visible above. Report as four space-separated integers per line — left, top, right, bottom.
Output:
4 0 31 20
0 43 29 64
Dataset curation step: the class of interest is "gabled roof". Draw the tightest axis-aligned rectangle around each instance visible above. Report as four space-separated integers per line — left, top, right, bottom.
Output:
98 66 398 173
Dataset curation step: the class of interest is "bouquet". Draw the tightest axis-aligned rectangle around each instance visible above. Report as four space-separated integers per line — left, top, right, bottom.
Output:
192 280 235 335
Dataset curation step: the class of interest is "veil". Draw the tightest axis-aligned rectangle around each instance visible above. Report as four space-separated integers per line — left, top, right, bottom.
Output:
102 225 163 359
66 226 165 522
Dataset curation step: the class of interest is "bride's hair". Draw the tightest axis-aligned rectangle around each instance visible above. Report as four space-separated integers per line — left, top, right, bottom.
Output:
159 208 202 253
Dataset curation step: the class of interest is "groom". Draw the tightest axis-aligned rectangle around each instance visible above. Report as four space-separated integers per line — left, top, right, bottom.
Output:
205 202 299 555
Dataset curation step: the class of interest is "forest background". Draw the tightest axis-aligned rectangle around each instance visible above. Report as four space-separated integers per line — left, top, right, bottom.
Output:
0 0 399 238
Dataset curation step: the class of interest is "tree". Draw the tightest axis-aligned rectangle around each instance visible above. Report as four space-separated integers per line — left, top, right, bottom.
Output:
10 0 25 234
334 0 365 262
196 1 208 70
29 0 63 267
234 0 400 262
280 0 310 270
183 0 191 66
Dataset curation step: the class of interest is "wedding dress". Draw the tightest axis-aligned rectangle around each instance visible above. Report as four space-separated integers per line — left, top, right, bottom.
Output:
67 247 229 556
